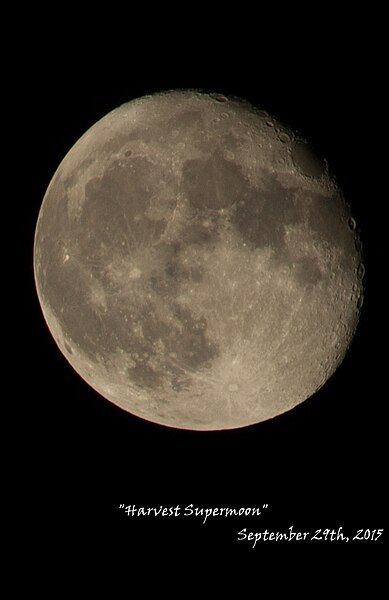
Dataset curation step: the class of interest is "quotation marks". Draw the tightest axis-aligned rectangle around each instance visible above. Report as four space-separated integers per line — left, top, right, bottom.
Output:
117 503 270 518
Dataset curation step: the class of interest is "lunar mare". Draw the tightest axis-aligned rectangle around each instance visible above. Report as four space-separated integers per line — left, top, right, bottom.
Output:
34 90 364 430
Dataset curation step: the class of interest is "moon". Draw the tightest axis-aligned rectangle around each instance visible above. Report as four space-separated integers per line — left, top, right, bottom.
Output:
34 90 364 430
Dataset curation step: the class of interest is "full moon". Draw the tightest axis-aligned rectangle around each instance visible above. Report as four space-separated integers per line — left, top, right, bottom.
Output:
34 90 364 430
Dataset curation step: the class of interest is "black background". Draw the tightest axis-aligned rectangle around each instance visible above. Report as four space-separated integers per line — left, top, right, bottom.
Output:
17 14 385 564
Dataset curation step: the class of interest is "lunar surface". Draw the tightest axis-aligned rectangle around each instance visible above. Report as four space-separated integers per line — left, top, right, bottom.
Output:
34 90 364 430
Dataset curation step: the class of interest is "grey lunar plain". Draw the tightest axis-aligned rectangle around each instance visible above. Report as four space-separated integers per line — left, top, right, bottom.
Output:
34 90 364 430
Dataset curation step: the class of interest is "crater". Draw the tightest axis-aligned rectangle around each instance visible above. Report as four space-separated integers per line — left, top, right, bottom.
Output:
278 132 291 144
64 341 73 354
210 93 228 102
355 237 363 253
357 263 365 279
291 141 325 178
